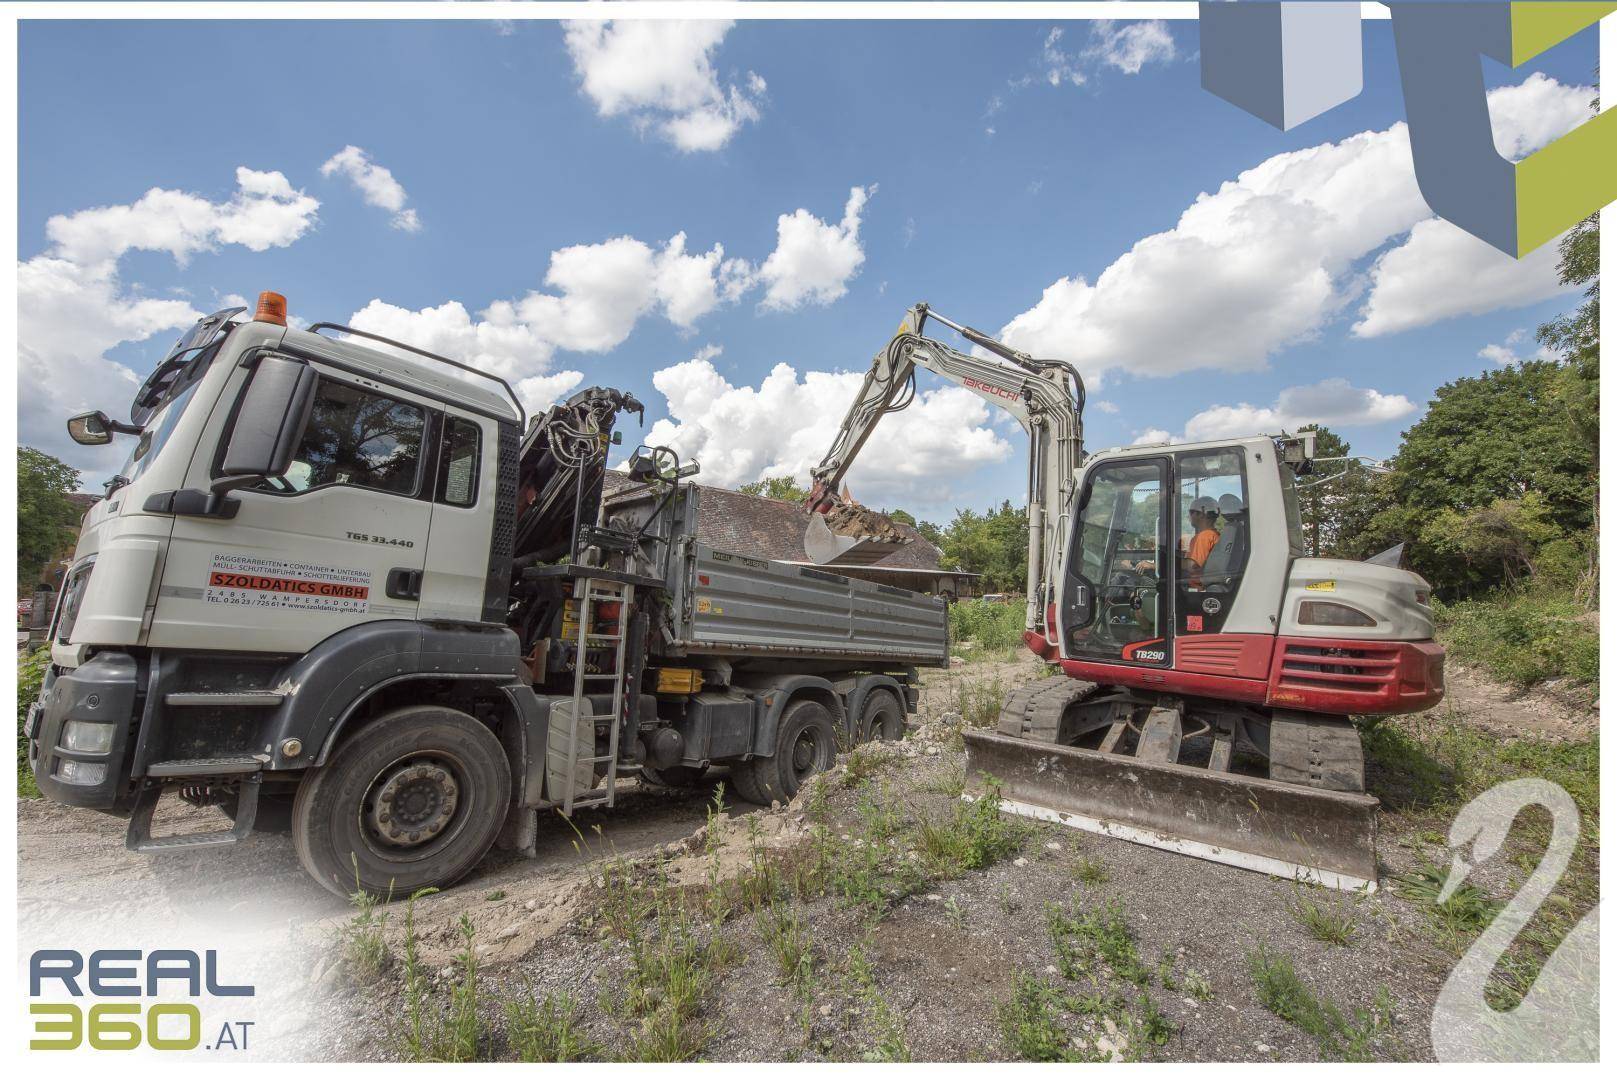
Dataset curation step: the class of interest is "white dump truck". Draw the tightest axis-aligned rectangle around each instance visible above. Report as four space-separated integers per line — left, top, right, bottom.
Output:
27 293 947 896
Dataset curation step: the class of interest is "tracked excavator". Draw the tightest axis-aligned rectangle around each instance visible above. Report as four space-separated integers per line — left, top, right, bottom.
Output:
805 304 1445 890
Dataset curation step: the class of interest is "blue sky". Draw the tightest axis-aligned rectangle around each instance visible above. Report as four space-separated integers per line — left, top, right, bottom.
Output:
16 15 1596 521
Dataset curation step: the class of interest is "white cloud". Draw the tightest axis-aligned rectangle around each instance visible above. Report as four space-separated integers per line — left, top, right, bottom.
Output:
1488 72 1595 160
998 76 1591 385
757 186 873 311
1040 27 1087 88
1143 379 1417 445
1094 400 1119 414
1351 217 1570 337
1085 20 1176 75
18 169 319 474
43 166 317 267
563 20 765 152
320 145 422 232
1478 328 1558 367
641 353 1014 506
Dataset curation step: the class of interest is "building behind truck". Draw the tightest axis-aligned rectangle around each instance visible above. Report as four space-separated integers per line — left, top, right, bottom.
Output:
26 293 947 897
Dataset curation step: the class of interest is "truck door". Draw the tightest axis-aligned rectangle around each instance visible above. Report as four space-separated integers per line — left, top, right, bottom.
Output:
1058 457 1171 666
417 411 500 623
151 362 436 654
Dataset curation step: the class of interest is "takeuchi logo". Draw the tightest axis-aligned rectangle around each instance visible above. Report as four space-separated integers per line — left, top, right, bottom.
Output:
28 949 255 1053
1199 1 1616 258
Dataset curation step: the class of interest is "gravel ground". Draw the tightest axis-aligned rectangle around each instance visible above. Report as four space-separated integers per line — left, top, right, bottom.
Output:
15 656 1593 1061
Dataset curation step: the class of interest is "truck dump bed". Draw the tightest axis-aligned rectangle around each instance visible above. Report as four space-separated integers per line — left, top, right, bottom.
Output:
670 544 947 663
600 479 948 666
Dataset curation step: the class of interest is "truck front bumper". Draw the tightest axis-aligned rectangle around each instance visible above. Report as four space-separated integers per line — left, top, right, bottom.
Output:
29 651 141 810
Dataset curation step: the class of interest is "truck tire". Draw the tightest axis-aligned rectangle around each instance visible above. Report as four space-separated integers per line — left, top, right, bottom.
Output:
292 706 511 898
858 689 905 743
736 699 838 807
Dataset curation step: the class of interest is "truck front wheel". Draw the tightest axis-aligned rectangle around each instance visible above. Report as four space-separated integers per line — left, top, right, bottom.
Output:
292 706 511 898
735 699 838 807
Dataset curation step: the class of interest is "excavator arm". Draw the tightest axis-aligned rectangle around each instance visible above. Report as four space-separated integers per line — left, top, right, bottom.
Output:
806 303 1085 635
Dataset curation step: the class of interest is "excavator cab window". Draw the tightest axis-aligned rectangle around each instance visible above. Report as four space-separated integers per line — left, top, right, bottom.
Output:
1175 448 1249 635
1065 458 1168 664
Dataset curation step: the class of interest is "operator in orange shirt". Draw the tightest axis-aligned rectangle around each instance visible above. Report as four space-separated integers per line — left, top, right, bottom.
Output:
1184 495 1221 588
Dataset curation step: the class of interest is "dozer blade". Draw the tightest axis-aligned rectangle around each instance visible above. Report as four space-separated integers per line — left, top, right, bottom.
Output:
963 729 1379 892
804 512 909 566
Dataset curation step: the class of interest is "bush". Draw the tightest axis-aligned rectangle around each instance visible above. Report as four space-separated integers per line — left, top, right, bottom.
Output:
948 599 1025 654
1436 587 1598 689
17 647 49 798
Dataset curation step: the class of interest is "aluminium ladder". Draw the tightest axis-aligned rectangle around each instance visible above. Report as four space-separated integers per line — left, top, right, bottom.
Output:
560 578 632 814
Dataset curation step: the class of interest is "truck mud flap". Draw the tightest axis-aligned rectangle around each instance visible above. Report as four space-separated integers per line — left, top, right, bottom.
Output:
963 729 1379 892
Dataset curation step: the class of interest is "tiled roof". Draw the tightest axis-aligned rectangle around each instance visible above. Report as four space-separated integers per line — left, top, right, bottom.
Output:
603 472 944 570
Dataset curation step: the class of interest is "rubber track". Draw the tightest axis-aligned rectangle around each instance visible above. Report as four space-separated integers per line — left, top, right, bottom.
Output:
996 674 1101 743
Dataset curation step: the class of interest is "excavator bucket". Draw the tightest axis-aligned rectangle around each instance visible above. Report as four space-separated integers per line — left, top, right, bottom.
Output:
963 728 1380 891
803 506 910 566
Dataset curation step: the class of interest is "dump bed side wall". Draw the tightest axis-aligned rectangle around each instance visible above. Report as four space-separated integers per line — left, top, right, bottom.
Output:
671 543 948 664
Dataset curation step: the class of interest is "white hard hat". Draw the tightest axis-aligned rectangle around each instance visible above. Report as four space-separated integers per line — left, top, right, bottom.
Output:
1218 493 1245 516
1189 495 1218 515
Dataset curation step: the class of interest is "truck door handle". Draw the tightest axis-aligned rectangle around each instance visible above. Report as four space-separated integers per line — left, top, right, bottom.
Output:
386 568 424 601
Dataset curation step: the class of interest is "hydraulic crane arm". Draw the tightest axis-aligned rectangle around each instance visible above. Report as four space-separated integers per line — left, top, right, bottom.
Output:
807 303 1085 633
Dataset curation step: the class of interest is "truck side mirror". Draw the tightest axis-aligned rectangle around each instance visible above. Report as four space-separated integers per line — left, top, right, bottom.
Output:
66 411 114 446
218 355 317 486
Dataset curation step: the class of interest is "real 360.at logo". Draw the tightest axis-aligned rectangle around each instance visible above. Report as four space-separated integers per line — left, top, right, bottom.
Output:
28 949 255 1052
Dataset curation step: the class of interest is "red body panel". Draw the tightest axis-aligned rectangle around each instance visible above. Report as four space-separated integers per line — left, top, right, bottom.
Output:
1265 636 1445 715
1028 625 1445 717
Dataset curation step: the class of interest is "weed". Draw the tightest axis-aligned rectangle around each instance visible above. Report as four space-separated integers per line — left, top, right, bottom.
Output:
757 899 815 997
399 896 481 1062
613 898 736 1062
855 781 905 840
998 973 1094 1062
343 858 392 983
1047 897 1151 986
953 674 1007 729
943 896 967 930
1392 864 1503 950
505 990 599 1062
1289 883 1360 946
485 890 506 902
1072 854 1108 887
921 763 966 798
846 945 910 1062
843 743 894 789
914 780 1029 877
949 599 1026 653
1436 587 1597 689
1181 969 1214 1002
1248 945 1394 1061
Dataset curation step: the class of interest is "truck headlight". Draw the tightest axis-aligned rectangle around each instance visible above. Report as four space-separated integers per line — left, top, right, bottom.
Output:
61 720 115 753
56 759 108 785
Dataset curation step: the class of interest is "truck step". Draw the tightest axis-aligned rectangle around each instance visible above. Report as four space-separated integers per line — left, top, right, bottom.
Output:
126 777 260 854
146 756 264 778
165 690 287 707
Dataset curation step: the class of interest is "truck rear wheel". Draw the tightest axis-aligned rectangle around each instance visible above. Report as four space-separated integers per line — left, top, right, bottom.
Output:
858 689 904 742
736 699 838 806
292 706 511 898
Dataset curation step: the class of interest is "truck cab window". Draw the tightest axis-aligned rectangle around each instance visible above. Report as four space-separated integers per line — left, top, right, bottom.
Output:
437 417 481 507
279 378 426 496
1176 449 1249 634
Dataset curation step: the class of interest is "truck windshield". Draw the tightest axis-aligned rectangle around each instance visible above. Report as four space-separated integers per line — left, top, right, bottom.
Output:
120 381 200 485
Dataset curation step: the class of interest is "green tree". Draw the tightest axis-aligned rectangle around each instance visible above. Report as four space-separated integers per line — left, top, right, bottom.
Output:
738 476 810 502
18 448 81 591
936 501 1028 592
